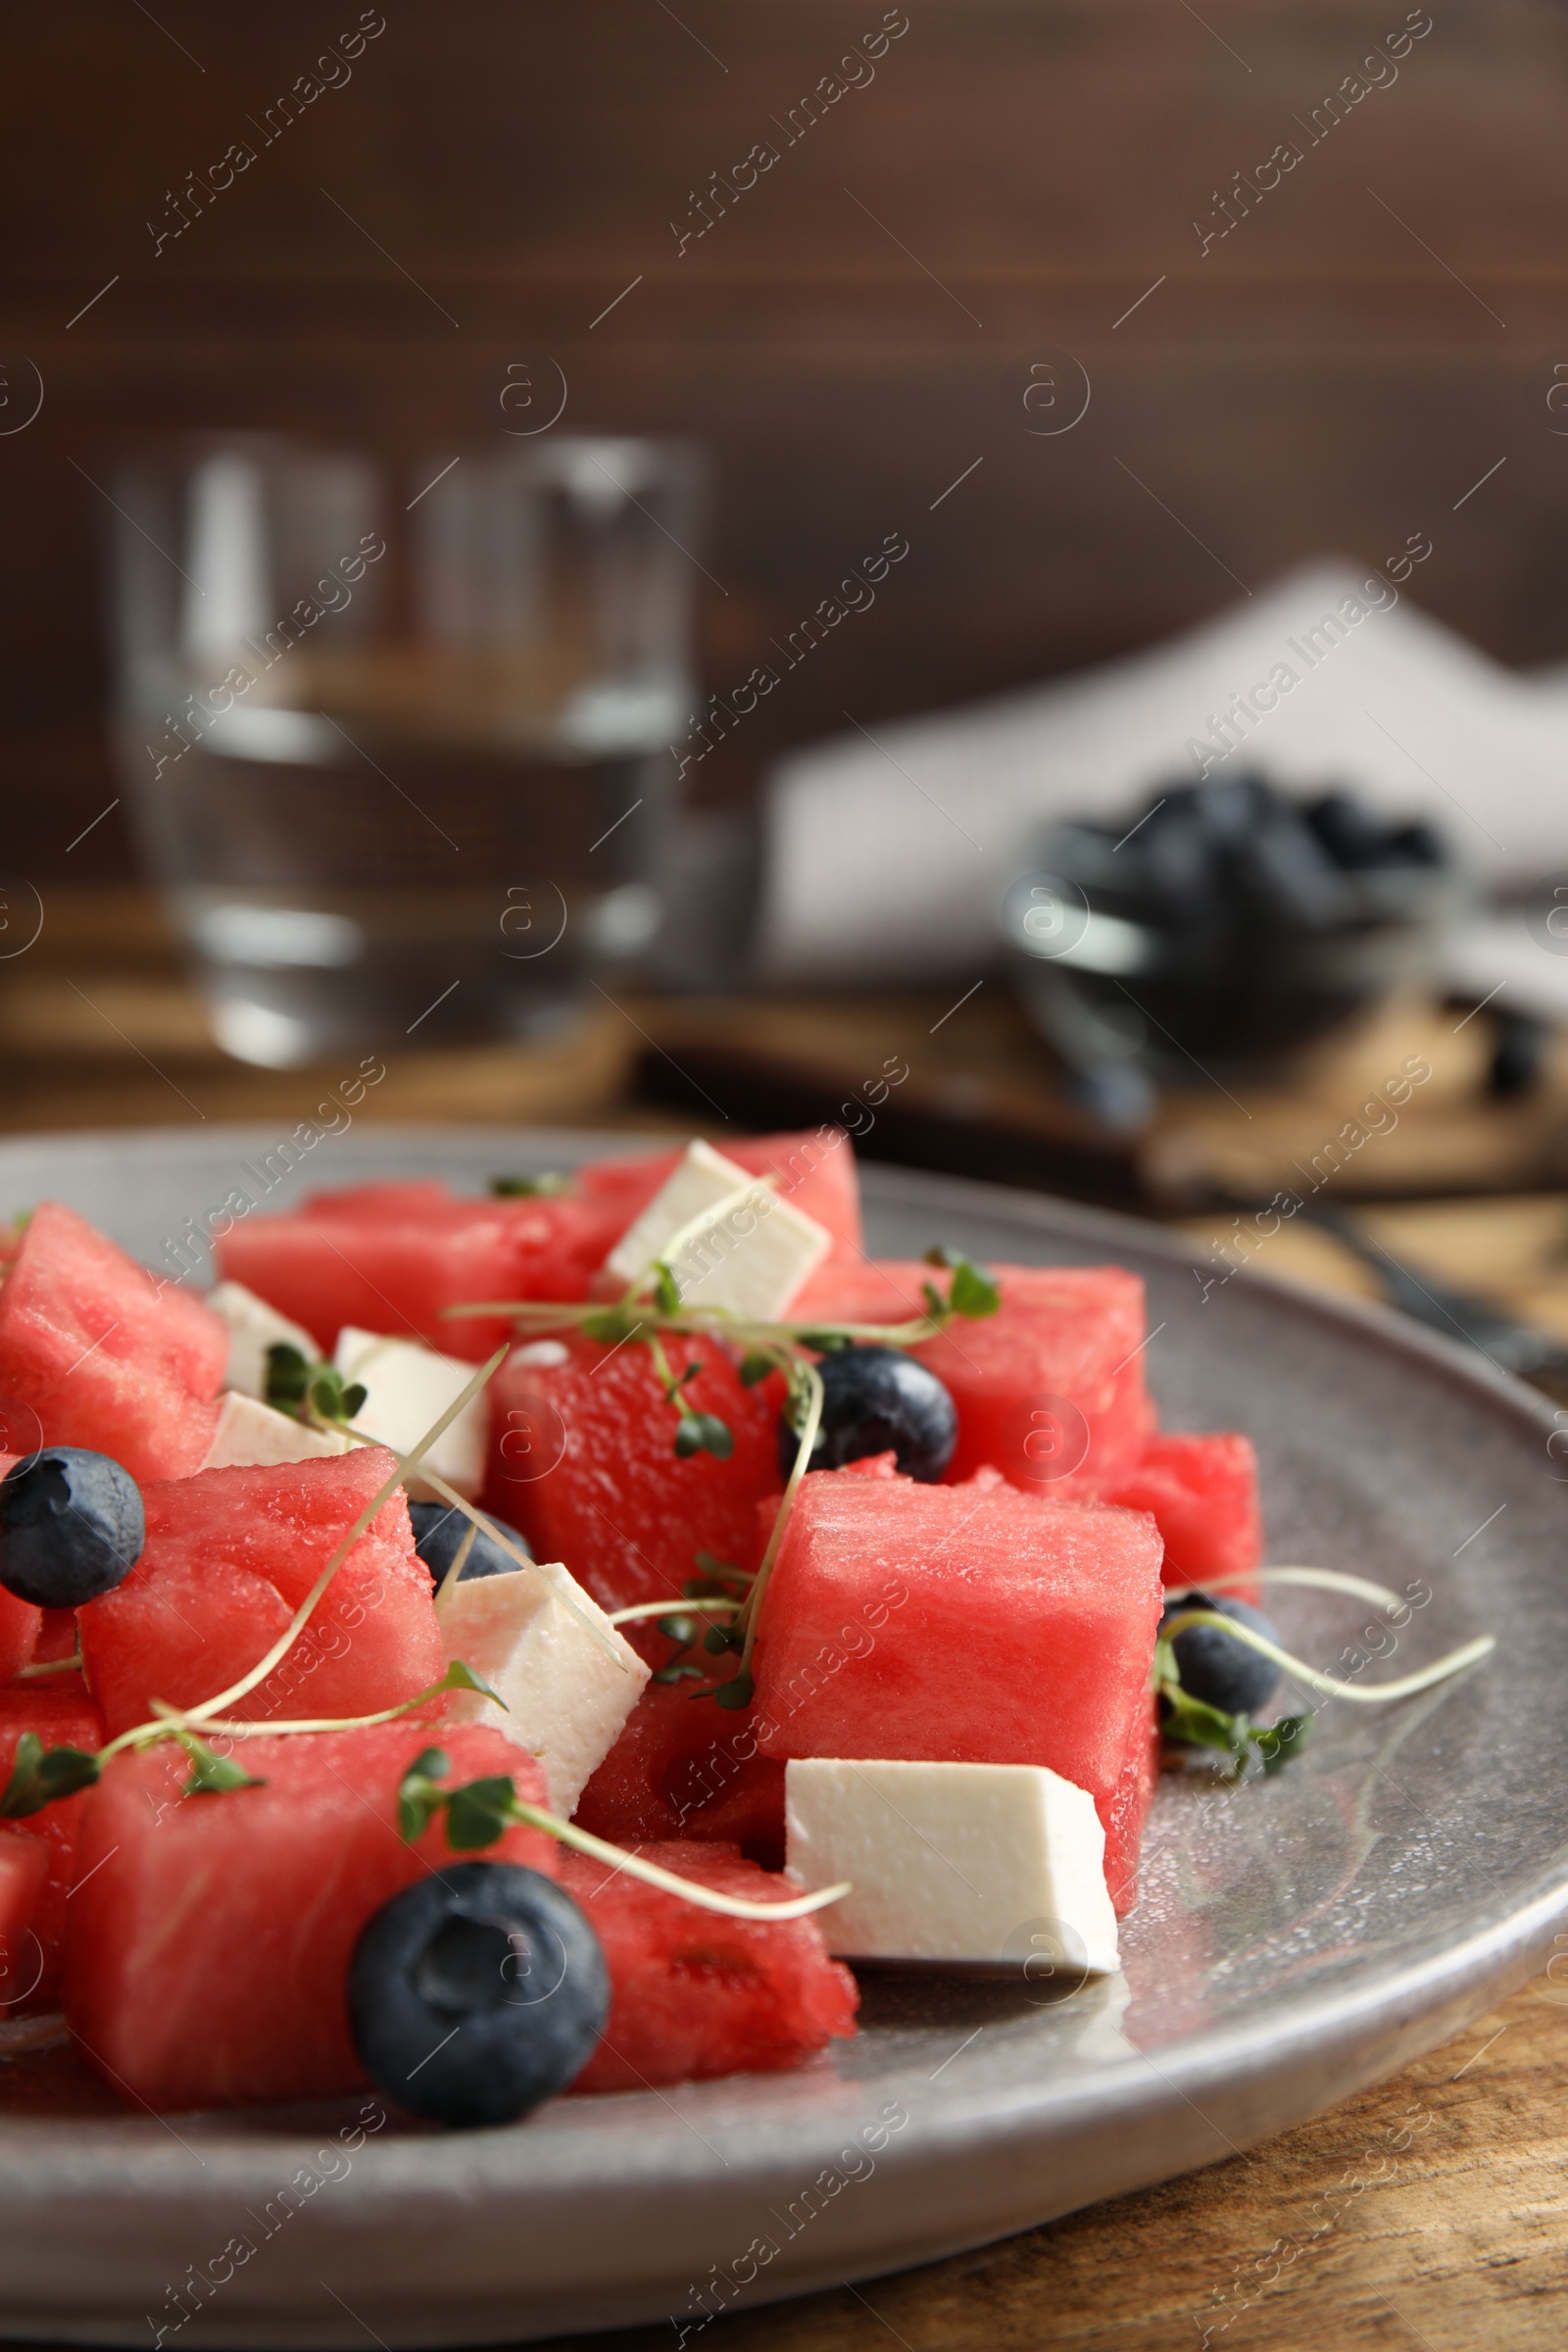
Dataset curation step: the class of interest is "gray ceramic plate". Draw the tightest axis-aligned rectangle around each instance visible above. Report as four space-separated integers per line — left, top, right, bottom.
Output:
1 1125 1565 2351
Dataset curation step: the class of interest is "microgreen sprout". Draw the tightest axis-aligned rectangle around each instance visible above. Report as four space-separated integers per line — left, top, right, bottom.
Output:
265 1343 367 1426
489 1173 572 1198
1154 1568 1496 1779
394 1749 851 1922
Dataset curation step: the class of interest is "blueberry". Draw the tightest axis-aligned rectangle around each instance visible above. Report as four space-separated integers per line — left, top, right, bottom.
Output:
0 1447 144 1608
408 1499 530 1583
1160 1591 1281 1717
348 1862 608 2127
786 1345 957 1483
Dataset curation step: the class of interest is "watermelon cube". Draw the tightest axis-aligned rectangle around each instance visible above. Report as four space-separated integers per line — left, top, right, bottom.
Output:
216 1185 620 1364
0 1203 224 1481
572 1680 787 1867
791 1258 1152 1498
751 1476 1164 1826
64 1724 558 2110
559 1841 857 2092
578 1128 863 1257
78 1448 442 1739
1102 1702 1161 1918
0 1681 105 1996
1104 1432 1263 1599
0 1827 48 2011
491 1335 783 1615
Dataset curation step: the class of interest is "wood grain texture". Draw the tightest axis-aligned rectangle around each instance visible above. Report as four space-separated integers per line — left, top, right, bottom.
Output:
3 4 1568 868
498 1979 1568 2349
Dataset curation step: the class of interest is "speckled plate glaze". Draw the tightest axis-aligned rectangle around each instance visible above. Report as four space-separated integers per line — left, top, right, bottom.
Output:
1 1126 1565 2350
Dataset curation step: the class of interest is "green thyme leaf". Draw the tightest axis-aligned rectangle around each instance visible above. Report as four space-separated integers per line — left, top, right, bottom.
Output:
658 1613 700 1646
947 1255 1001 1319
445 1774 517 1851
738 1349 777 1386
581 1305 638 1346
1158 1686 1251 1758
652 1262 683 1318
1255 1713 1313 1773
703 1622 742 1655
796 1330 853 1355
341 1381 368 1419
0 1735 100 1818
689 1553 752 1599
397 1747 452 1842
438 1658 506 1707
674 1412 734 1460
653 1661 707 1684
179 1735 265 1797
712 1670 755 1710
264 1342 311 1416
490 1173 572 1197
921 1279 946 1319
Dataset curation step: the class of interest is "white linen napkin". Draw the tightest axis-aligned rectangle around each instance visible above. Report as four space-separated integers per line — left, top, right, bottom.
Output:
752 561 1568 989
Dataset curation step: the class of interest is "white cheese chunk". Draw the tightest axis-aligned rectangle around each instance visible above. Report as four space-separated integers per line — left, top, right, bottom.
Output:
436 1561 650 1814
205 1281 318 1401
332 1327 487 1501
784 1756 1120 1974
199 1391 354 1472
604 1138 831 1320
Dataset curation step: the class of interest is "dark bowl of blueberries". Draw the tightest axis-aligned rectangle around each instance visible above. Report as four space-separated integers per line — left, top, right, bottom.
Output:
1001 774 1459 1123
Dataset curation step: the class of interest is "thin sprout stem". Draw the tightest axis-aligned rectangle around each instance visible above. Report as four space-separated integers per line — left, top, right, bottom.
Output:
16 1652 84 1679
736 1363 823 1678
95 1662 500 1767
506 1795 849 1920
438 1297 948 1351
192 1663 502 1741
1160 1609 1495 1705
1168 1564 1415 1616
607 1597 744 1625
432 1518 480 1610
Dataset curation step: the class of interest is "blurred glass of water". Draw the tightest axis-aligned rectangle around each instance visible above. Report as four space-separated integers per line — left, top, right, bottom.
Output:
109 434 701 1066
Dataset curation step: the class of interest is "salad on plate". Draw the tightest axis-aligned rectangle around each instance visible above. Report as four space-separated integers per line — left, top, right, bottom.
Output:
0 1126 1490 2127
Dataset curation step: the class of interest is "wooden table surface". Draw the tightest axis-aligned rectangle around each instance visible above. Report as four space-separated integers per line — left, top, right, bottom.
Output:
5 894 1567 2352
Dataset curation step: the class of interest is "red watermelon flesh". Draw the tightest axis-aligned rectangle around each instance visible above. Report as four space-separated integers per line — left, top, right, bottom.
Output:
490 1334 784 1614
216 1188 619 1364
791 1257 1152 1499
32 1608 78 1664
79 1448 442 1739
572 1680 786 1869
0 1202 224 1480
1102 1702 1160 1919
559 1841 857 2092
577 1128 863 1255
64 1724 556 2111
751 1476 1164 1822
0 1590 39 1682
1105 1432 1262 1601
0 1681 105 1996
0 1449 39 1679
0 1827 48 2010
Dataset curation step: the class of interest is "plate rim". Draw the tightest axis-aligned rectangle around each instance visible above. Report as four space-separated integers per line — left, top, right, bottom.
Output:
0 1122 1562 2346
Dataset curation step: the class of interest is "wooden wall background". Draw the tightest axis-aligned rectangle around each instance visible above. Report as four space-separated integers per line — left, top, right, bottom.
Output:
2 0 1566 877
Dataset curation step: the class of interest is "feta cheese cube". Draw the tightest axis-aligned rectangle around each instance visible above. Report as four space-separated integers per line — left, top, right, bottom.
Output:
436 1560 650 1814
784 1756 1120 1974
205 1281 318 1401
332 1327 487 1501
605 1139 830 1320
199 1392 354 1472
